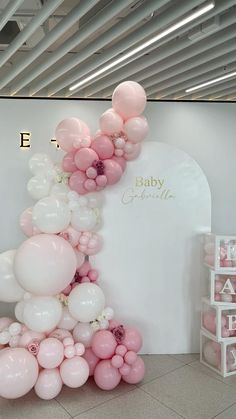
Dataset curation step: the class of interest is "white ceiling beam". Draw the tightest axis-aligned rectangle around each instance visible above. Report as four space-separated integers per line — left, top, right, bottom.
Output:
0 0 24 31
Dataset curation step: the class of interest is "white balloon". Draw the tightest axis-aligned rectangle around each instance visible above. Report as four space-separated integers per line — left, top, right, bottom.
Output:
74 250 85 269
29 153 53 175
87 192 104 208
73 322 95 348
32 197 71 234
23 296 62 333
57 307 78 331
0 250 25 302
27 176 51 200
68 283 105 322
50 183 70 201
71 207 97 232
15 301 25 322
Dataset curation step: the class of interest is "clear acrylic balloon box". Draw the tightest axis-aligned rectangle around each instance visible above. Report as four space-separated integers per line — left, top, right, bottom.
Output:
207 270 236 305
201 298 236 342
204 233 236 272
200 330 236 377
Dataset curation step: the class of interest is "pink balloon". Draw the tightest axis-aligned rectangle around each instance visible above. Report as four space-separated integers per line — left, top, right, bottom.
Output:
112 81 146 120
83 348 100 376
49 328 72 341
92 330 117 359
94 360 121 390
60 226 81 248
204 254 214 266
91 135 115 159
122 327 143 352
124 351 138 365
122 356 145 384
124 143 141 161
112 156 126 172
124 116 149 143
111 354 124 369
0 317 14 332
62 151 77 173
75 148 98 171
99 109 123 135
0 348 39 399
119 363 131 376
20 208 40 237
203 312 216 334
37 338 64 369
19 330 46 348
115 344 127 357
60 356 89 388
84 179 97 192
69 170 87 195
104 159 123 185
34 368 63 400
55 118 90 152
96 175 107 187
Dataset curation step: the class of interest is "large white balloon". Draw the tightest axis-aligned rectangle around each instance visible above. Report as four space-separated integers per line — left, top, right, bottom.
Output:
71 207 98 232
50 183 70 201
68 283 105 322
29 153 53 175
0 250 25 302
15 301 25 322
23 296 62 333
27 176 51 200
32 197 71 234
73 322 95 347
57 307 78 331
14 234 76 296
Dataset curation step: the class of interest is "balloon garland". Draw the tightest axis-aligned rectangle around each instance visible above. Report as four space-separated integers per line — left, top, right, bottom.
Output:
0 81 148 399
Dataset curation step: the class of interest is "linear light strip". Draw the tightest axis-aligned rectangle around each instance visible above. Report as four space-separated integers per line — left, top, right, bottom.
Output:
69 1 215 92
185 71 236 92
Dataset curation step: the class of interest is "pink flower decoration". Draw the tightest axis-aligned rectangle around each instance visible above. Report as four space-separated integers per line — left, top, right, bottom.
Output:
27 339 40 356
111 325 125 344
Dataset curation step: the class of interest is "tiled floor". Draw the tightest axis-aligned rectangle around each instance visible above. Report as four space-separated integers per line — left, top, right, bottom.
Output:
1 354 236 419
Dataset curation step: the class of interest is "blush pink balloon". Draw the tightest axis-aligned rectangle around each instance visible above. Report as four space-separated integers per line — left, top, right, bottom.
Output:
112 156 126 172
124 351 138 365
204 254 215 266
109 320 121 330
69 170 87 195
49 328 72 341
34 368 63 400
55 118 90 152
111 355 124 369
92 330 117 359
122 356 145 384
91 135 114 159
19 330 46 348
112 81 146 120
203 312 216 334
62 151 77 173
0 348 39 399
84 179 97 192
83 348 100 376
124 116 149 143
20 207 40 237
122 327 143 352
94 360 121 390
103 159 123 185
37 338 64 369
60 226 81 248
99 108 123 135
75 148 98 171
60 356 89 388
119 363 131 376
124 143 141 161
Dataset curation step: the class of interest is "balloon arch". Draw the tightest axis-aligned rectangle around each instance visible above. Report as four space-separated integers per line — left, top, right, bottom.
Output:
0 81 148 400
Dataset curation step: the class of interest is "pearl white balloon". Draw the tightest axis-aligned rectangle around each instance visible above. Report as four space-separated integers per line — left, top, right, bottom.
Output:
0 250 25 302
29 153 53 175
57 307 78 331
27 176 51 200
71 207 97 232
50 183 70 201
32 197 71 234
68 283 105 322
73 322 95 347
15 301 25 322
23 296 62 333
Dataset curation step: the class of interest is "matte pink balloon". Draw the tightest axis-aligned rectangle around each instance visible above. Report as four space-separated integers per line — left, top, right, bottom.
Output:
104 159 123 185
92 330 117 359
69 170 87 195
20 207 40 237
91 135 114 159
55 118 90 152
112 156 126 172
124 116 149 143
84 179 97 191
49 328 72 341
99 109 123 135
94 360 121 390
37 338 64 369
203 312 216 334
83 348 100 376
111 354 124 368
62 151 77 173
112 81 146 120
75 148 98 171
34 368 63 400
122 356 145 384
119 363 131 376
0 348 39 399
60 356 89 388
124 143 141 161
122 327 143 352
19 330 46 348
124 351 138 365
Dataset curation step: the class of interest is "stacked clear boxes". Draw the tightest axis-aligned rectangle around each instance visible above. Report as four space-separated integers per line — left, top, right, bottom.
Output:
201 234 236 377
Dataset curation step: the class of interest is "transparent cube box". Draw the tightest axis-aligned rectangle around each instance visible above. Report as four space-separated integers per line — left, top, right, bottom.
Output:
207 270 236 305
204 233 236 271
201 298 236 341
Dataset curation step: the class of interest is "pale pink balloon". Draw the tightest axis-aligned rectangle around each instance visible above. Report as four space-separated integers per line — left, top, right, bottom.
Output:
94 360 121 390
75 148 98 171
55 118 90 152
19 330 46 348
119 363 131 376
204 254 214 266
83 348 100 376
202 312 216 334
60 226 81 248
74 250 85 269
122 327 143 352
122 356 145 384
0 317 14 332
62 151 77 173
37 338 64 369
124 351 138 365
69 170 87 195
0 348 39 399
115 344 127 357
112 81 146 120
124 143 141 161
84 179 97 192
96 175 107 187
92 330 117 359
34 368 63 400
91 135 114 159
112 156 126 172
124 116 149 143
104 159 123 185
49 328 72 341
20 208 40 237
60 356 89 387
111 354 124 369
99 108 123 135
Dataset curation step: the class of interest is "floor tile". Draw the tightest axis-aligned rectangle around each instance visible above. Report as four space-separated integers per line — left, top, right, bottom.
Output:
190 360 236 389
170 353 200 364
138 354 184 384
56 377 135 417
141 365 236 419
0 390 70 419
74 388 182 419
214 403 236 418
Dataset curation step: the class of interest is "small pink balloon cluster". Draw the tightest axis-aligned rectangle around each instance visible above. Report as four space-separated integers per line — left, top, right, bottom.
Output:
214 276 236 303
63 261 99 296
204 242 236 268
202 310 236 338
58 81 148 194
203 339 236 373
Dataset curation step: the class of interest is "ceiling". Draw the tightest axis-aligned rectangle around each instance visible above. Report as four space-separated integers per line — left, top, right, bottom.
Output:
0 0 235 101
